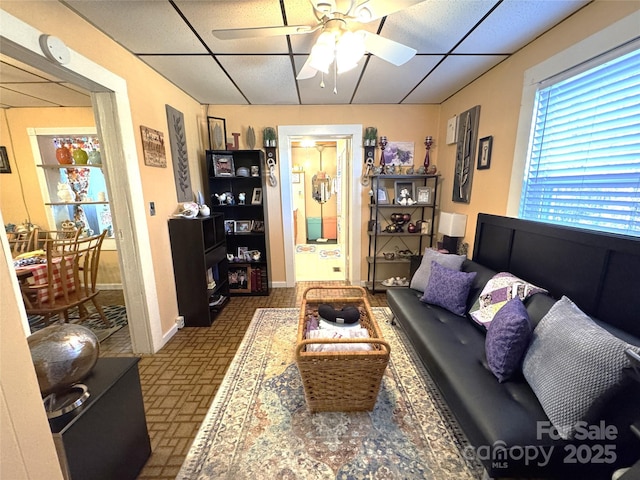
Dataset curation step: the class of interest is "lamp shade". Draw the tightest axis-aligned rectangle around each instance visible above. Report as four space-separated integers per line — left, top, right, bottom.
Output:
438 212 467 237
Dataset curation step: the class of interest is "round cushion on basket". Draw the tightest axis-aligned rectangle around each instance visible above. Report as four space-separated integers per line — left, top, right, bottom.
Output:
318 304 360 324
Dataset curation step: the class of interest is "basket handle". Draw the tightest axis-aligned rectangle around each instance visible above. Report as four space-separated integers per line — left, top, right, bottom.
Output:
302 285 368 300
296 338 390 358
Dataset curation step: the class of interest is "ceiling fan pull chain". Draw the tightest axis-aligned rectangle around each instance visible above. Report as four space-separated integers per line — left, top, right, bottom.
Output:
333 64 338 95
320 71 325 89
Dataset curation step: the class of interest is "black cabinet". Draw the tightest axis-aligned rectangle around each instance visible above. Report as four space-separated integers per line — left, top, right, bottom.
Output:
49 357 150 480
205 150 269 296
168 214 229 326
367 174 439 293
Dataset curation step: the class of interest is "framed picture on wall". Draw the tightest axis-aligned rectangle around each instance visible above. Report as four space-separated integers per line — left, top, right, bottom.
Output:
0 147 11 174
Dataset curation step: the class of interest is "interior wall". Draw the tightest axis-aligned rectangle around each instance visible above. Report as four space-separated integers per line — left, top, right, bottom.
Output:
0 107 120 284
203 105 440 282
436 0 640 254
1 1 206 338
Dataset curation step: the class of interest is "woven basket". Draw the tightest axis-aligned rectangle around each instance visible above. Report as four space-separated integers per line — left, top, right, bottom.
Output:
296 286 390 412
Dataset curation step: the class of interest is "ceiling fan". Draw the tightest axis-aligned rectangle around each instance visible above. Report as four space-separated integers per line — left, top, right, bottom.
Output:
212 0 423 81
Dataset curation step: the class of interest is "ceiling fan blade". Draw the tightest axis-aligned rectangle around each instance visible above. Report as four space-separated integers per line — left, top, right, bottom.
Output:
353 0 425 22
296 56 319 80
363 31 416 66
212 24 318 40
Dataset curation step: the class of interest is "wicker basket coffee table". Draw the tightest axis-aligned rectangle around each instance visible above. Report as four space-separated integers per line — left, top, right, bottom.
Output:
295 286 391 412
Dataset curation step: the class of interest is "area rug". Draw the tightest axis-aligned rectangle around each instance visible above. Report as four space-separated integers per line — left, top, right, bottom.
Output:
28 304 128 342
177 307 483 480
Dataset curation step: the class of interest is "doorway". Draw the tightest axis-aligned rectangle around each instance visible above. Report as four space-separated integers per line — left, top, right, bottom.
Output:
1 15 158 352
278 125 363 288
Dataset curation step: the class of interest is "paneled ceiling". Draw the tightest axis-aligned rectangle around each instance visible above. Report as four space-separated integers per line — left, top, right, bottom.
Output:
0 0 590 108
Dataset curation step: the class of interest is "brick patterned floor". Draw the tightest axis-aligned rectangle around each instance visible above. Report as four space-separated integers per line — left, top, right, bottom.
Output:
99 283 388 479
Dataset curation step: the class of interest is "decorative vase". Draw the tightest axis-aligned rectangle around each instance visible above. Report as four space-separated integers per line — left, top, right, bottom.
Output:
56 145 73 165
73 148 89 165
88 150 102 166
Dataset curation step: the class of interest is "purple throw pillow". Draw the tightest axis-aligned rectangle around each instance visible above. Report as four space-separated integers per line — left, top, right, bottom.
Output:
485 297 532 383
420 261 476 315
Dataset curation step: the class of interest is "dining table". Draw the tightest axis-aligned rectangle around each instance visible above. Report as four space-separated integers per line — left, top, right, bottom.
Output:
14 254 76 304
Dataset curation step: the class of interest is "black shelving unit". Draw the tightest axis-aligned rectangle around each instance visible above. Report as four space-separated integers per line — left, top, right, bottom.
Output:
168 214 229 326
205 149 269 296
367 174 439 293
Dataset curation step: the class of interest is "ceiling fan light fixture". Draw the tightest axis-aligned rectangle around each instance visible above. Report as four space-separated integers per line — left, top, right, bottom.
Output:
308 31 336 74
336 30 365 73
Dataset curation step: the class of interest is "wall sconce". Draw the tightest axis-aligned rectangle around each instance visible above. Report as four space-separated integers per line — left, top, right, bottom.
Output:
438 212 467 254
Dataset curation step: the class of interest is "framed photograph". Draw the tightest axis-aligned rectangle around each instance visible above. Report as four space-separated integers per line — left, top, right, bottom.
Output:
140 126 167 168
394 181 415 204
477 136 493 170
237 246 248 258
235 220 252 233
251 187 263 205
207 116 227 150
224 220 235 234
0 146 11 174
212 153 235 177
382 141 415 166
251 220 265 233
376 188 389 205
228 265 251 293
420 219 431 234
416 186 433 205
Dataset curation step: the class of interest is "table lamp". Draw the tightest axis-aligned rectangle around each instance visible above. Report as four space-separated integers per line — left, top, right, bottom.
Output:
438 212 467 254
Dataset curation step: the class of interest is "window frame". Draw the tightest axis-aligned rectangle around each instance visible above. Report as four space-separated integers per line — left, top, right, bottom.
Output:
507 12 640 225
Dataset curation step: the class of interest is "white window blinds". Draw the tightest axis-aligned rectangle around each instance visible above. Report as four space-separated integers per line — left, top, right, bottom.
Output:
519 46 640 237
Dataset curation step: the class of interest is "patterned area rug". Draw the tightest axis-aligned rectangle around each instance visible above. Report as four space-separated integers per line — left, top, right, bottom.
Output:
177 307 483 479
28 305 128 342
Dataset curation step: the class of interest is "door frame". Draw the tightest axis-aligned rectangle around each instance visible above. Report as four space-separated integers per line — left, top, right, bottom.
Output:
1 9 160 353
278 125 363 288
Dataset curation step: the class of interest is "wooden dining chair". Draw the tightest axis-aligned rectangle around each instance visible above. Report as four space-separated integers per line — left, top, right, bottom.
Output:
8 228 38 257
34 227 81 251
20 230 111 327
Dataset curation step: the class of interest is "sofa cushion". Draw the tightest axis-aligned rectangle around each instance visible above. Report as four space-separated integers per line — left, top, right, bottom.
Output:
420 261 476 315
469 272 547 329
485 297 532 383
523 296 640 439
410 249 466 292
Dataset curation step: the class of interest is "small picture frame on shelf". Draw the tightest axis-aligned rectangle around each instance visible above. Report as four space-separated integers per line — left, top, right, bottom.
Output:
207 116 227 150
228 265 251 293
251 220 265 233
376 188 389 205
224 220 235 234
420 219 431 234
212 153 235 177
416 186 433 205
235 220 252 233
237 246 248 258
251 187 263 205
394 181 415 204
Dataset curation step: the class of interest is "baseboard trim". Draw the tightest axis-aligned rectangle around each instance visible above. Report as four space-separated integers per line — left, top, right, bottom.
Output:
98 283 123 290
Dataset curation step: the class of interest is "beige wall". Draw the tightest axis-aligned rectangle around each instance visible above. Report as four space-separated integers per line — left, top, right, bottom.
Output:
0 107 120 284
436 0 640 253
203 105 440 280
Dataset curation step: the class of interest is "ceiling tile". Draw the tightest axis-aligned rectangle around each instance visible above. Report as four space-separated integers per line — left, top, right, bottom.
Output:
2 83 91 107
177 0 290 54
381 0 496 53
352 54 443 104
65 0 207 54
142 55 247 104
455 0 590 54
403 54 507 103
0 86 61 108
217 55 299 105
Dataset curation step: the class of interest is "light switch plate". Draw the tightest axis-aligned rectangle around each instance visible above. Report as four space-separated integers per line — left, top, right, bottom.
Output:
446 116 458 144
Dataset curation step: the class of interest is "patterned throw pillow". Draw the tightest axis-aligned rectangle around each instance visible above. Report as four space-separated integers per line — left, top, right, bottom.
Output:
409 248 466 292
485 298 532 383
420 261 477 315
522 296 640 439
469 272 547 329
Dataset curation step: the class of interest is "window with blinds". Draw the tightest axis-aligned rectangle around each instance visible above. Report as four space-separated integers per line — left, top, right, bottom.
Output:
519 45 640 237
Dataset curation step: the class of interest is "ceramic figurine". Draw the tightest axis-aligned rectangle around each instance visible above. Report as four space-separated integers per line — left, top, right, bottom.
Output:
238 192 246 205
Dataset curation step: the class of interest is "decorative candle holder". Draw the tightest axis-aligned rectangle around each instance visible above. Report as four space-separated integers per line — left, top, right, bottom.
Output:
424 136 437 174
379 136 388 171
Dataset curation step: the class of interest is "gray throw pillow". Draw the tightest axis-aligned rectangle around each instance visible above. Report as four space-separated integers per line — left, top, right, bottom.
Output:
522 296 640 439
409 248 466 292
